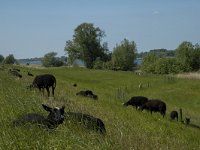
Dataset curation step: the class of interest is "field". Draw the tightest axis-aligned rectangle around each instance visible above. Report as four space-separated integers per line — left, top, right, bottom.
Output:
0 65 200 150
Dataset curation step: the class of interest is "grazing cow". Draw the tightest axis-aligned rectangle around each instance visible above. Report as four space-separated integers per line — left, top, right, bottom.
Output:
13 104 65 129
141 99 166 117
123 96 148 110
170 111 178 121
31 74 56 97
76 90 98 100
28 71 34 77
65 112 106 134
13 68 20 72
8 69 22 78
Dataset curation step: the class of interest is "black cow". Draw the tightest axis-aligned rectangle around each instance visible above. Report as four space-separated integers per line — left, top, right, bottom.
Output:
76 90 98 100
8 69 22 78
13 104 65 129
141 99 166 117
65 112 106 134
13 68 20 72
123 96 148 110
28 71 34 77
170 111 178 121
31 74 56 97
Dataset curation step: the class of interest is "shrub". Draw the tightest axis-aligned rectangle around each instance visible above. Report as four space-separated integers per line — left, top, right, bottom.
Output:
0 54 4 63
140 54 159 73
42 52 64 67
155 58 182 74
3 54 16 64
93 58 104 69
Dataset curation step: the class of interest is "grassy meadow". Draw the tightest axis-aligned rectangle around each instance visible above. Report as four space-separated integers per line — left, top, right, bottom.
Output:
0 65 200 149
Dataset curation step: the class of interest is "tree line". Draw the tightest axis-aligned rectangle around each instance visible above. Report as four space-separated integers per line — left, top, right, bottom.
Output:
0 54 16 64
141 42 200 74
137 49 175 58
64 22 200 74
1 22 200 74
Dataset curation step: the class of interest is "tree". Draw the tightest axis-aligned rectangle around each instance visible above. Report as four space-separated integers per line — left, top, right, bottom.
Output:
111 39 137 71
64 22 110 68
192 43 200 71
140 41 200 74
0 55 4 63
64 40 80 65
3 54 16 64
42 52 64 67
175 41 194 72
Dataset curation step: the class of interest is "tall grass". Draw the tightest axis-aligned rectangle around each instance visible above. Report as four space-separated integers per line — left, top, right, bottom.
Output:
0 65 200 149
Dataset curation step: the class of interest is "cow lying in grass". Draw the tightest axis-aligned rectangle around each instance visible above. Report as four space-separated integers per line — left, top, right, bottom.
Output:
65 112 106 134
141 99 166 118
8 69 22 78
123 96 148 110
30 74 56 97
76 90 98 100
13 104 65 129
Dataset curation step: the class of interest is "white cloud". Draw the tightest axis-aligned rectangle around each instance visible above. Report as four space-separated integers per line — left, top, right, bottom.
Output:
153 10 159 15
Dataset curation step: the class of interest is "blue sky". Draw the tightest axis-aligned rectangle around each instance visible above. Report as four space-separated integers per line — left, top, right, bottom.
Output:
0 0 200 59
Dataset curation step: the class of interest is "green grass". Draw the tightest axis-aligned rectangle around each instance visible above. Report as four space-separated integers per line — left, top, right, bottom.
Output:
0 65 200 149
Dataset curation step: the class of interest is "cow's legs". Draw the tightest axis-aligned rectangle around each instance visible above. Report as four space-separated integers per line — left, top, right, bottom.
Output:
39 87 44 95
46 87 50 97
42 88 45 95
52 86 55 96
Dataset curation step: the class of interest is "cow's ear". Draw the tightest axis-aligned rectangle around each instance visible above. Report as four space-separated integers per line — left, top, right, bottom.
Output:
42 104 52 112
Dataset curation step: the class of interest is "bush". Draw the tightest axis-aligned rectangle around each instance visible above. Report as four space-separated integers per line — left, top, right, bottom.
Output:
102 61 113 70
140 54 159 73
42 52 64 67
155 58 182 74
93 59 104 69
141 54 183 74
3 54 16 64
53 59 64 67
0 55 4 63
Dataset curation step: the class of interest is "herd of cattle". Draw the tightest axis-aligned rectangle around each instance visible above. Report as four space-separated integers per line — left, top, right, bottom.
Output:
6 67 196 134
7 69 106 134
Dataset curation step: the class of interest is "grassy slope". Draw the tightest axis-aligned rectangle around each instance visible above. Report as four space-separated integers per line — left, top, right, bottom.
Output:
0 65 200 149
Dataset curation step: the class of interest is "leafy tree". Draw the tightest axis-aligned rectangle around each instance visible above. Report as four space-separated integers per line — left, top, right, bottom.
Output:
192 43 200 71
140 41 200 74
64 40 80 65
0 55 4 63
64 22 110 68
3 54 16 64
175 41 194 72
42 52 64 67
111 39 137 71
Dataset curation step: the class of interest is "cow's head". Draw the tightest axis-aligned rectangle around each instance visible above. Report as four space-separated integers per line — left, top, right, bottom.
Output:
42 104 65 128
